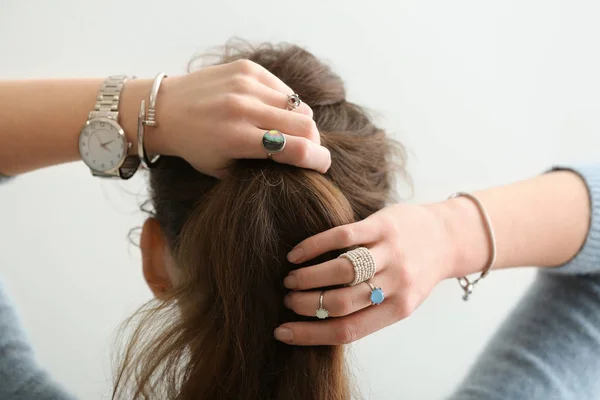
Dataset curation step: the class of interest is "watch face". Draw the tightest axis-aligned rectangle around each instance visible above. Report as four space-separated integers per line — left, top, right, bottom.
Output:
79 118 127 173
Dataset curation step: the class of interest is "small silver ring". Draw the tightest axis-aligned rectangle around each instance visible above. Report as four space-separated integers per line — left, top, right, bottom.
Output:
262 129 287 157
315 290 329 319
365 279 385 305
286 93 301 111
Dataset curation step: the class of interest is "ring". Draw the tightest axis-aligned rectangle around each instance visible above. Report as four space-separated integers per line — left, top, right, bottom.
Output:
315 290 329 319
365 280 385 305
262 129 287 157
286 93 301 111
338 247 376 286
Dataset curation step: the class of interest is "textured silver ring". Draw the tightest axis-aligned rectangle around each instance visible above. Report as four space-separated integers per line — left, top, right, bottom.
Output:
315 290 329 319
338 247 377 286
286 93 301 111
262 129 286 157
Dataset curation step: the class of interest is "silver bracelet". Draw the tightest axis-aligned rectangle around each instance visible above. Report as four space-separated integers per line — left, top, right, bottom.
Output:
137 72 168 169
447 192 497 301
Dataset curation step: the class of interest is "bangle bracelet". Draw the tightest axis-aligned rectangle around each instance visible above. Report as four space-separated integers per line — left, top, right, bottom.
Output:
447 192 497 301
137 72 167 169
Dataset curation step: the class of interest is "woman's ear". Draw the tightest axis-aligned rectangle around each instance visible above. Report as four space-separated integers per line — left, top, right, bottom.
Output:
140 218 172 299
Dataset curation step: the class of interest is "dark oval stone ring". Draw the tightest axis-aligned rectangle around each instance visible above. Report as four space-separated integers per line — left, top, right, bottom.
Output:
262 129 286 158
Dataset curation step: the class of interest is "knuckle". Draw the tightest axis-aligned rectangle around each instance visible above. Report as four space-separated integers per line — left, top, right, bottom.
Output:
332 293 355 315
292 139 311 166
231 75 255 94
337 226 355 247
336 260 355 284
287 293 301 313
333 322 359 344
380 218 400 238
301 237 322 259
294 270 314 289
221 94 247 116
303 104 314 118
298 117 318 140
232 59 257 75
291 326 309 344
396 265 414 288
394 298 415 321
292 294 314 314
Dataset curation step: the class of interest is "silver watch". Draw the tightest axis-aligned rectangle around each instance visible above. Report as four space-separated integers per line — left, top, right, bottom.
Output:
78 75 140 179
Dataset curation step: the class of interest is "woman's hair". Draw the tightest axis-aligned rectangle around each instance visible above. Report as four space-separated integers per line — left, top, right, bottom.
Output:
113 40 405 400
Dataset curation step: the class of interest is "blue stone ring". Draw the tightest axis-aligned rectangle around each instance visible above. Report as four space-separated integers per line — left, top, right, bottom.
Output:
262 129 287 158
365 280 385 305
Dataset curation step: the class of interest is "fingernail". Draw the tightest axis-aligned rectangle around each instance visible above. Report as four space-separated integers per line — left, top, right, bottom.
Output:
274 327 293 343
283 275 297 289
287 247 304 263
284 294 293 309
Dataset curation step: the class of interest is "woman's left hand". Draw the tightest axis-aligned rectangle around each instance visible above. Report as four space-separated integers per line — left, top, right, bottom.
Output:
274 202 467 345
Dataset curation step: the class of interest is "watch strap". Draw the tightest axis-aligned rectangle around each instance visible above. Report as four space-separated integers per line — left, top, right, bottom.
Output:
89 75 129 120
91 156 140 180
118 156 141 179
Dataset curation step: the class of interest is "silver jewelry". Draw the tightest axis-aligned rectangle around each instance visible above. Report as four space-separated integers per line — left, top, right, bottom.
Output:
315 290 329 319
365 280 385 305
262 129 287 157
286 93 301 111
448 192 497 301
138 73 168 169
338 247 376 286
78 75 140 179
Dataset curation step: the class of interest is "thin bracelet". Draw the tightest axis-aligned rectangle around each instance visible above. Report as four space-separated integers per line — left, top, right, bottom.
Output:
137 72 168 169
447 192 497 301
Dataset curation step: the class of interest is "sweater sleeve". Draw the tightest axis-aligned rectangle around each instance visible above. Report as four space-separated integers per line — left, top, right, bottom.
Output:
0 280 76 400
448 164 600 400
0 175 76 400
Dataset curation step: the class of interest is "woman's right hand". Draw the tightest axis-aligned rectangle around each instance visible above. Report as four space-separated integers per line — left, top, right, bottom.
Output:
149 59 331 178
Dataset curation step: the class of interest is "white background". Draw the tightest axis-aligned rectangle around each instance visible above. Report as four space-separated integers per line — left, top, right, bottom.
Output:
1 1 599 399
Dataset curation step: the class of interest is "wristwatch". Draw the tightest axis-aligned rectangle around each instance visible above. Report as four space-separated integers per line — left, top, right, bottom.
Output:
78 75 140 179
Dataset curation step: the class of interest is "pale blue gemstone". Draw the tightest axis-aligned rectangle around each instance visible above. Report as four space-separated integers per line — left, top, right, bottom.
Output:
370 288 385 304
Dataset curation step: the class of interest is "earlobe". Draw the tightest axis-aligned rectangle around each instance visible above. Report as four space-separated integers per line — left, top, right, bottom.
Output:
140 218 172 299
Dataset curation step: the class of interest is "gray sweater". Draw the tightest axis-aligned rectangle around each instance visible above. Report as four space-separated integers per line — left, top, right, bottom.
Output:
1 165 599 400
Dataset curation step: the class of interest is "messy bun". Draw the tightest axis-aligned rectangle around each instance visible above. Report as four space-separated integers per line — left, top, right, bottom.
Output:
114 40 405 400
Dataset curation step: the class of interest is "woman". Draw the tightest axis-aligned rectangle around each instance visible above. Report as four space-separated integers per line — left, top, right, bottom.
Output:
1 42 599 400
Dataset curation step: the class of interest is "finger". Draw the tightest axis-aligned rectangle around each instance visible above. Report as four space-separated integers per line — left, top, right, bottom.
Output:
270 134 330 173
284 245 389 290
275 301 398 346
287 219 382 264
234 128 331 173
254 83 313 117
250 103 320 144
285 274 389 318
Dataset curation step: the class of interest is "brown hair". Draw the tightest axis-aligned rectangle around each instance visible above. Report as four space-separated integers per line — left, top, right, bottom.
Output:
113 40 405 400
